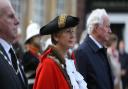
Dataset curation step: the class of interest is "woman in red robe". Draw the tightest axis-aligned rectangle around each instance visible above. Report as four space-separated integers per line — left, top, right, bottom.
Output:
33 15 87 89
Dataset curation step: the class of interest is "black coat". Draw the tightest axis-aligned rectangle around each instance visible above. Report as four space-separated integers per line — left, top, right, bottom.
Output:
0 44 28 89
119 51 128 86
22 51 40 89
76 35 114 89
22 51 39 78
119 52 128 77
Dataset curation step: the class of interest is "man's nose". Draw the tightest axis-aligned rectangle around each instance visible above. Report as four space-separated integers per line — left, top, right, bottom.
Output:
108 28 112 33
14 16 20 25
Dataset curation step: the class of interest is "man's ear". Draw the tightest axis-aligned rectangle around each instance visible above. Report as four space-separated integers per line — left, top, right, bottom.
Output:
94 24 99 30
93 24 99 33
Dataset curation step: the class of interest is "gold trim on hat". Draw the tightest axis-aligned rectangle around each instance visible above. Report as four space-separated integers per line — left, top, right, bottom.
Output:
58 15 67 28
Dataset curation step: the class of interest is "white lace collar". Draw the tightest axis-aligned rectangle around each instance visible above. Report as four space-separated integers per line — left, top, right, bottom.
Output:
65 58 88 89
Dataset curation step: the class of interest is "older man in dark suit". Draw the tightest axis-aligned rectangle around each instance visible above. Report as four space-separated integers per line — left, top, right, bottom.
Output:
76 9 113 89
0 0 28 89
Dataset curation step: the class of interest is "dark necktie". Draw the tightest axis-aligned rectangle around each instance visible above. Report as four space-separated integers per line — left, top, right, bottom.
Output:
9 48 18 71
9 48 26 88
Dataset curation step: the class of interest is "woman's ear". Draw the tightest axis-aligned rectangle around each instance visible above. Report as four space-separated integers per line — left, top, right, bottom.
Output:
53 33 59 43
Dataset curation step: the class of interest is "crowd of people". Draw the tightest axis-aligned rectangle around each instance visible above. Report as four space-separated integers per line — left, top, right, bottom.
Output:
0 0 128 89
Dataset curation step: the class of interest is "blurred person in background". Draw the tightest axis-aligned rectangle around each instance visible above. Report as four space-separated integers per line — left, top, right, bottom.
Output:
119 40 128 89
75 9 113 89
107 34 122 89
0 0 28 89
79 30 87 44
22 22 42 89
44 38 52 50
12 27 24 63
12 42 24 63
33 14 87 89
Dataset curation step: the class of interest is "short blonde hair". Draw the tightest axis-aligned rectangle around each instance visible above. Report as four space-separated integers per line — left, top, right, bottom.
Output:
87 9 109 34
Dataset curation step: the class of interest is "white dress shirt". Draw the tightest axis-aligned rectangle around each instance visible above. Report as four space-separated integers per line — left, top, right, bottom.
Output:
0 38 13 64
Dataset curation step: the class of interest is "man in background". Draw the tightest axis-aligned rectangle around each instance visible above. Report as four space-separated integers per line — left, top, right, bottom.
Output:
76 9 113 89
119 40 128 89
22 22 42 89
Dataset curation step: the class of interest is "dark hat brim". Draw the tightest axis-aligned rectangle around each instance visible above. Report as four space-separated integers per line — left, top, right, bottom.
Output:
40 16 79 35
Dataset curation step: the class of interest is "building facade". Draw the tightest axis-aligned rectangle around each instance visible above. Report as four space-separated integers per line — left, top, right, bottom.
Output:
10 0 77 45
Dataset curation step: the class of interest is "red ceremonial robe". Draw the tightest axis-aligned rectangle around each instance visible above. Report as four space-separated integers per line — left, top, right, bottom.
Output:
33 46 72 89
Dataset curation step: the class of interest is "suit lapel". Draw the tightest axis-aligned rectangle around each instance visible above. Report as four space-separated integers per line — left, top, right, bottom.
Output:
84 35 100 52
18 62 28 89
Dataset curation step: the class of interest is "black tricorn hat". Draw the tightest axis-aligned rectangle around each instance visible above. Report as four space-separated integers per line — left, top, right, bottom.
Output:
40 14 79 35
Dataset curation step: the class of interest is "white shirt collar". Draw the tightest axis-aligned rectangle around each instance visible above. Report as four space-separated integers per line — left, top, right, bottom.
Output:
0 38 11 53
0 38 12 61
89 35 103 48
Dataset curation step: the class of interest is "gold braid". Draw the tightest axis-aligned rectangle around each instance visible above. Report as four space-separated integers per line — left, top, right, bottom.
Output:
58 14 67 29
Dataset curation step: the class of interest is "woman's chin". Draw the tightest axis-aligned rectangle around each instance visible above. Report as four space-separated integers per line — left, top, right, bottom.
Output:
67 45 74 49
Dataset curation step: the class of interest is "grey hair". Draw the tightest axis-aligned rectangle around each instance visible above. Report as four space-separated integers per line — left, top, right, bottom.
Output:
86 8 109 34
